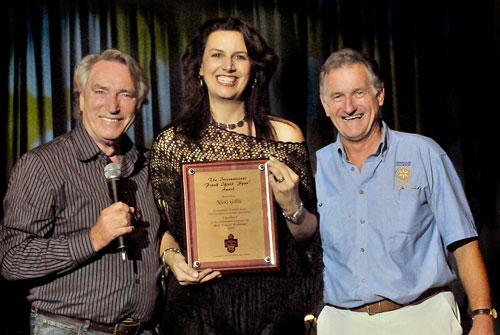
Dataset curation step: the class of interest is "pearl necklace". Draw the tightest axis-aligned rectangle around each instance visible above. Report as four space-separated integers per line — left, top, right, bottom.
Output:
210 115 247 130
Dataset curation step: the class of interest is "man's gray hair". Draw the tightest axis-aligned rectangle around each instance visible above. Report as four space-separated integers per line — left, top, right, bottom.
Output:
319 48 384 100
73 49 149 118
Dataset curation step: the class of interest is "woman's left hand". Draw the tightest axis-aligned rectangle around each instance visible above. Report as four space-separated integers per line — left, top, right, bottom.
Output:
267 156 318 241
266 156 302 215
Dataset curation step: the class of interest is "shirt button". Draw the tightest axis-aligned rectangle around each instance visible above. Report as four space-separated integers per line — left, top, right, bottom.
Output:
359 190 364 194
362 278 366 283
360 219 365 224
351 167 355 171
360 248 365 252
318 202 323 207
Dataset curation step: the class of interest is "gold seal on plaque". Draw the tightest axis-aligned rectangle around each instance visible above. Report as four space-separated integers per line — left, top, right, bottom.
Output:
224 234 238 253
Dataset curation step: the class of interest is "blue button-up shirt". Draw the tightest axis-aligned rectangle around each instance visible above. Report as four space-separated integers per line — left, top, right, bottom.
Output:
316 122 477 307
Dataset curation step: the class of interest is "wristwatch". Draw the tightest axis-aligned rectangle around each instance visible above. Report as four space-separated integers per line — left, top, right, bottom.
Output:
472 307 497 319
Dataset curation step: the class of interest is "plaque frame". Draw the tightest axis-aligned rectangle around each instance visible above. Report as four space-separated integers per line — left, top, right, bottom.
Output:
181 159 279 273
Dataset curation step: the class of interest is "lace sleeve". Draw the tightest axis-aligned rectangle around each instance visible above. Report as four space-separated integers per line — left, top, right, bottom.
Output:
149 128 183 236
274 141 317 215
295 145 317 215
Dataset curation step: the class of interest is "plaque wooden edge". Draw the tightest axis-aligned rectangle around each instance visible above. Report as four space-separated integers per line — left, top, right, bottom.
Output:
181 159 279 274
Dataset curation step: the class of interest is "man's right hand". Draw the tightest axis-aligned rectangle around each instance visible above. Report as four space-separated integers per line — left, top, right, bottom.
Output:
90 202 135 252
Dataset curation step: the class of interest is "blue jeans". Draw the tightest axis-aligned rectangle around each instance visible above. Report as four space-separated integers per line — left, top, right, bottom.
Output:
30 310 155 335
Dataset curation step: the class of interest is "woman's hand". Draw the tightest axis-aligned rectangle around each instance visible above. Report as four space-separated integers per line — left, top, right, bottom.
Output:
165 250 221 285
266 156 302 215
266 156 318 241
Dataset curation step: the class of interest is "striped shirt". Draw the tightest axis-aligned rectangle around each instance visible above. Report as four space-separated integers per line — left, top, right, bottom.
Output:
0 121 162 324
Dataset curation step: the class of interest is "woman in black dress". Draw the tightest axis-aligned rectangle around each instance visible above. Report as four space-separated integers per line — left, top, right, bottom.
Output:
150 17 323 335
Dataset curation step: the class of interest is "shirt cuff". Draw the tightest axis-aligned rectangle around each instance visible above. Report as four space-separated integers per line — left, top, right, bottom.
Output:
67 230 97 265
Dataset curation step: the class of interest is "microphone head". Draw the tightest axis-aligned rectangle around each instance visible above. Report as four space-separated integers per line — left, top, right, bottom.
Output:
104 163 121 180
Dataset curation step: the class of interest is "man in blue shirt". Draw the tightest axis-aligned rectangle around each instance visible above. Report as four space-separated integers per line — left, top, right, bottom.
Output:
315 48 495 335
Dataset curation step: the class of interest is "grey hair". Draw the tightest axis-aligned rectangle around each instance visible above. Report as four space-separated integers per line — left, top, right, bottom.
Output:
72 49 149 118
319 48 384 100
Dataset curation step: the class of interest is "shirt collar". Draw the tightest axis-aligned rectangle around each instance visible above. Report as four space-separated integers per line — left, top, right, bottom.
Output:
334 121 391 159
72 120 102 162
70 120 146 177
376 121 390 158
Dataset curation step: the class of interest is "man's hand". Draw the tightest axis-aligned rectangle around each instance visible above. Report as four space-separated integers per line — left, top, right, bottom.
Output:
90 202 135 252
469 314 495 335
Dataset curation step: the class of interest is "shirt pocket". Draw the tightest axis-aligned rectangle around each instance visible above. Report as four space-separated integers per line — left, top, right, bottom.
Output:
394 186 428 236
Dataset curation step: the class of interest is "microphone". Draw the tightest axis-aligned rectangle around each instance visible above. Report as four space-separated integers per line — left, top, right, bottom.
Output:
104 163 128 261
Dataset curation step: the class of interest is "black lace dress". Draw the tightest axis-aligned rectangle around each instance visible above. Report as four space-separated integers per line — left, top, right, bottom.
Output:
150 124 323 335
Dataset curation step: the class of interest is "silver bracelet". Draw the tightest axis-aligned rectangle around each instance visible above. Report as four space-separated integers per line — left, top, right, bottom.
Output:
161 247 181 267
282 201 304 225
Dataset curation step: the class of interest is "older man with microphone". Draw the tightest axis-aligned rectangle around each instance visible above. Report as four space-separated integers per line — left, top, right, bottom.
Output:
0 49 162 335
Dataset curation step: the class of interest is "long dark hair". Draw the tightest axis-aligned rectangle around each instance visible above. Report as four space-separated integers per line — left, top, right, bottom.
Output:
171 17 279 141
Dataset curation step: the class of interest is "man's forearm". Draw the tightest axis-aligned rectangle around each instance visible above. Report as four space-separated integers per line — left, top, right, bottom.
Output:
0 230 91 280
454 240 494 334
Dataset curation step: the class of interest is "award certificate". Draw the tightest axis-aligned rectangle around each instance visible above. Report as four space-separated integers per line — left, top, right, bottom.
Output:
182 159 278 273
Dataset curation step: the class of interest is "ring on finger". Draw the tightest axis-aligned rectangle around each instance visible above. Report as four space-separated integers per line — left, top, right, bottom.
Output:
277 176 285 183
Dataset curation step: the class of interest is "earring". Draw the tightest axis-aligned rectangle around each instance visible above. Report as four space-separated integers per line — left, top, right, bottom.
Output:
198 75 204 87
251 78 257 89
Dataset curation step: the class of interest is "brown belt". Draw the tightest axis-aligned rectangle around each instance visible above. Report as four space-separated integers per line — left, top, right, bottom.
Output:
32 308 146 335
349 286 450 315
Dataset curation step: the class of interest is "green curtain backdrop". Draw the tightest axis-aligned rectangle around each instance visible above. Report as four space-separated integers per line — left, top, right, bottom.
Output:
1 0 498 333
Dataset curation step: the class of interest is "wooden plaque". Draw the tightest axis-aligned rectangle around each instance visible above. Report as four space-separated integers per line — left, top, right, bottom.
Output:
182 159 279 273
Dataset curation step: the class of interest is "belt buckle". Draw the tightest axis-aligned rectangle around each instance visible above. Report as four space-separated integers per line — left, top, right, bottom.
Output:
366 301 382 316
113 320 141 335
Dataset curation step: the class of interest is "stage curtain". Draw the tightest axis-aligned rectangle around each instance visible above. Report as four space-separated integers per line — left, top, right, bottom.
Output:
1 0 497 333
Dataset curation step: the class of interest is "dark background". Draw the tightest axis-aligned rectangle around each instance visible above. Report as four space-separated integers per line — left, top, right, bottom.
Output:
1 0 498 334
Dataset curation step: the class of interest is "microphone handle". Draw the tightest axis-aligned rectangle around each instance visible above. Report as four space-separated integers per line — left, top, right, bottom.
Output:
109 177 128 260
